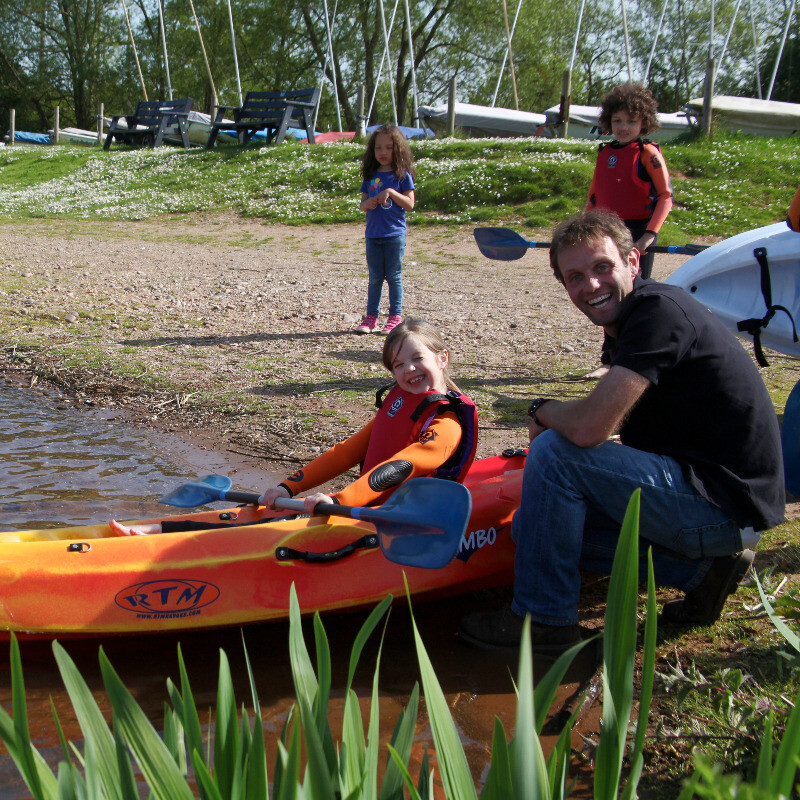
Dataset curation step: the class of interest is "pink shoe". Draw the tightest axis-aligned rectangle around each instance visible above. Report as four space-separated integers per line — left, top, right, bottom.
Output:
380 315 403 335
354 314 379 334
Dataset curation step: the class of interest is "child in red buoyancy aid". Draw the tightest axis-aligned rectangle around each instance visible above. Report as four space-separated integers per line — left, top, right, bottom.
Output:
110 318 478 535
586 82 673 280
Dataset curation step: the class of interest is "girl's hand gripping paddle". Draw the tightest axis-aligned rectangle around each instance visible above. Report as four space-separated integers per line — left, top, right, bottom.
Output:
159 475 472 569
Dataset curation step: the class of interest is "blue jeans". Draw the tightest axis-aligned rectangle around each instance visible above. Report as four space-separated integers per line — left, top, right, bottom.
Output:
511 431 743 626
365 235 404 317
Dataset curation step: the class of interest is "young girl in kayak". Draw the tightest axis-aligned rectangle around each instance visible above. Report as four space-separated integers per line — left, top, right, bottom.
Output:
110 319 477 535
586 82 673 280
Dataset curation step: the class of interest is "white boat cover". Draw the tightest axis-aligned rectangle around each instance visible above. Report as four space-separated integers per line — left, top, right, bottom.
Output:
686 96 800 137
417 102 547 137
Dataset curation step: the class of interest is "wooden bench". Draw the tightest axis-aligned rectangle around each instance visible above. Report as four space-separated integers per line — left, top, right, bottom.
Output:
103 98 194 150
206 88 321 148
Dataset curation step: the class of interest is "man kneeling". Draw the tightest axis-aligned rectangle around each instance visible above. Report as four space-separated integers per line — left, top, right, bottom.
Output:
461 210 785 654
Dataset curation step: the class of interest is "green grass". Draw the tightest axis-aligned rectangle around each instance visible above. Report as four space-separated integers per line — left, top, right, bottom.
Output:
0 132 797 238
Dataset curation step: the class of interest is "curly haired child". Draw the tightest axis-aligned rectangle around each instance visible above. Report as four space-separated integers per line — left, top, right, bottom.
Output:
586 83 673 280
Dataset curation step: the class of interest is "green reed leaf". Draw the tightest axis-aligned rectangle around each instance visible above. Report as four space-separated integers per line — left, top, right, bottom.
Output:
386 743 423 800
378 682 419 800
769 689 800 797
406 576 477 800
52 640 126 800
512 617 550 798
594 489 641 799
621 546 657 800
214 648 240 798
480 717 512 799
98 648 194 800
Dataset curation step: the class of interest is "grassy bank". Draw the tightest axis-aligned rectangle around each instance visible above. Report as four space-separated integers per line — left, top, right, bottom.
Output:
0 132 798 239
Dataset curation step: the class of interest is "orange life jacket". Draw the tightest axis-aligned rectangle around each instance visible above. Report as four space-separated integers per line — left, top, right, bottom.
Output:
363 384 478 482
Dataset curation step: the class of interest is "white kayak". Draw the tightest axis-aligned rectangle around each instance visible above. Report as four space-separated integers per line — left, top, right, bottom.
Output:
665 222 800 360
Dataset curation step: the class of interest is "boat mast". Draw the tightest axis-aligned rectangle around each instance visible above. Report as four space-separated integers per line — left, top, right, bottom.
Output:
620 0 632 80
378 0 399 124
187 0 218 110
403 0 420 126
157 0 172 100
766 0 797 100
491 0 523 107
321 0 342 131
121 0 148 100
749 0 762 98
500 0 519 108
717 0 743 76
226 0 243 106
643 0 669 85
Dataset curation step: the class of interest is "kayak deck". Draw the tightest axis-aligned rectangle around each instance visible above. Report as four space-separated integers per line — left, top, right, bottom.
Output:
0 450 525 638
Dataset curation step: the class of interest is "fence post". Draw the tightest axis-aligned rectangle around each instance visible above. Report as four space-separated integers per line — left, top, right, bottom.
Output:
53 106 60 144
559 69 572 138
97 102 104 145
446 76 457 137
701 58 716 138
9 109 14 144
356 83 366 140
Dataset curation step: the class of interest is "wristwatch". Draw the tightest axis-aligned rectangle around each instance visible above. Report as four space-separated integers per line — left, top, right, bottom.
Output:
527 398 551 428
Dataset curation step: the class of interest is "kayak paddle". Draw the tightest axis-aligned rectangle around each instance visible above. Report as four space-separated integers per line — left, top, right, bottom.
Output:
473 226 708 261
782 379 800 495
159 475 472 569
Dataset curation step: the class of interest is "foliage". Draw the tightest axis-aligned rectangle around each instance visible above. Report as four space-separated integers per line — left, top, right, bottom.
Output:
0 134 797 242
1 0 797 133
0 490 653 799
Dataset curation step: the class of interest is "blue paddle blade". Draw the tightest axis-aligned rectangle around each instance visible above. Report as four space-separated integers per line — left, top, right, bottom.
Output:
474 226 530 261
159 474 233 507
782 380 800 495
366 478 472 568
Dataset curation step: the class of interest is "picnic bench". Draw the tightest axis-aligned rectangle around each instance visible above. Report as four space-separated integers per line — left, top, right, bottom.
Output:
205 88 321 148
103 98 194 150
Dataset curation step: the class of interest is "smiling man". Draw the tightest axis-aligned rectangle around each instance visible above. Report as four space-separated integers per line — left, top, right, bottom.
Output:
460 209 786 654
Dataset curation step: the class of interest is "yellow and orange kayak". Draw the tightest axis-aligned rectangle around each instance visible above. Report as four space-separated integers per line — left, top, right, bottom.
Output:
0 450 526 639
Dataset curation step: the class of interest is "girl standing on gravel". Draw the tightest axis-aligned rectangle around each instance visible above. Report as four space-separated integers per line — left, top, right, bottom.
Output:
111 319 477 534
354 124 416 336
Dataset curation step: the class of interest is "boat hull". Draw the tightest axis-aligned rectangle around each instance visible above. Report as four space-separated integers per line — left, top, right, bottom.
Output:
686 96 800 137
665 222 800 358
543 104 690 142
418 102 546 138
0 451 525 638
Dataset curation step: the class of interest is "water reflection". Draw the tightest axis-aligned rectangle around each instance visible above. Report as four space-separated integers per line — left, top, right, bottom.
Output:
0 382 204 531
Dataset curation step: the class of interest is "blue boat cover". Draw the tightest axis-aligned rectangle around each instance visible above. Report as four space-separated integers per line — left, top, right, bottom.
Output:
366 124 434 139
8 131 51 145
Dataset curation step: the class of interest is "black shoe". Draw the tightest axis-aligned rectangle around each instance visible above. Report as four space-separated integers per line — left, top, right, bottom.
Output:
661 550 755 626
459 606 582 655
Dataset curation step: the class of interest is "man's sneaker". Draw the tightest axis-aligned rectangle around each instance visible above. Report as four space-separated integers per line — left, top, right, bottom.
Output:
354 315 378 334
459 605 582 655
661 549 755 626
380 315 403 335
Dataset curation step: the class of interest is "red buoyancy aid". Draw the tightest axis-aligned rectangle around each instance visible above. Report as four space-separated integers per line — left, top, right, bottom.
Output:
361 384 478 482
591 139 660 220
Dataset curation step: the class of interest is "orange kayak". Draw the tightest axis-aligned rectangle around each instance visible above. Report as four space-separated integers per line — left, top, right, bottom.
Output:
0 450 525 639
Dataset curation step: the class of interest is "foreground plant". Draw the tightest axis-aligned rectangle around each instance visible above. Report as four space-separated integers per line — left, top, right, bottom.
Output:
5 490 791 798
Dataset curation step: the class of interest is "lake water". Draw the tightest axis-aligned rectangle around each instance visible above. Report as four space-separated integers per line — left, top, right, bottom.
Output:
0 381 598 799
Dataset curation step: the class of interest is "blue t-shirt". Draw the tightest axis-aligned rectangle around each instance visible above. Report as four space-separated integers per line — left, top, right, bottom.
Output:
361 170 415 239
